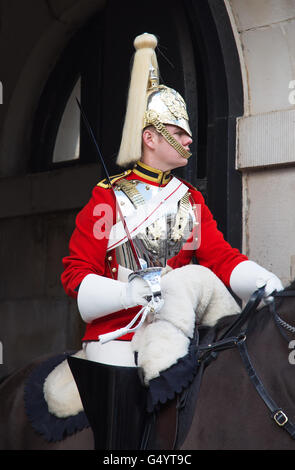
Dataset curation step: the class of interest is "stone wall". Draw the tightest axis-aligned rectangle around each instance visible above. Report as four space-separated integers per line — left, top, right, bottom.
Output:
0 163 100 380
227 0 295 286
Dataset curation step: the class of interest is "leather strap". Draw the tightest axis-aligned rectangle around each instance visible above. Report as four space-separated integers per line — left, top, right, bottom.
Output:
197 288 295 441
141 397 178 450
274 290 295 297
219 287 266 340
236 337 295 439
198 288 265 366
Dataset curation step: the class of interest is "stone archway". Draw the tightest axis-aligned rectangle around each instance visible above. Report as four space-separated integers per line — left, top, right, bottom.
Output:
0 0 106 177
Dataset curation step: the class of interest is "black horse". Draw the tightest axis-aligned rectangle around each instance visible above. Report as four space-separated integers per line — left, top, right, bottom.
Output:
180 285 295 450
0 283 294 450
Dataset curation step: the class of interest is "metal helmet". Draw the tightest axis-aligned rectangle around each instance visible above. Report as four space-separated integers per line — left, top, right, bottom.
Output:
116 33 192 168
144 85 192 136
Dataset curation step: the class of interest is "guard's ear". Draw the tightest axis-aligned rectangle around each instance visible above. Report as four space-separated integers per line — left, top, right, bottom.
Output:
142 127 157 149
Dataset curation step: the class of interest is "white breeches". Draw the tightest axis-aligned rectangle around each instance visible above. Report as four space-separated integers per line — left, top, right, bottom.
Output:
83 340 136 367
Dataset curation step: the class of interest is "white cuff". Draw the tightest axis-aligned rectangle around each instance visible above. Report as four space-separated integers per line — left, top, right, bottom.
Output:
77 274 130 323
77 273 150 323
230 260 283 302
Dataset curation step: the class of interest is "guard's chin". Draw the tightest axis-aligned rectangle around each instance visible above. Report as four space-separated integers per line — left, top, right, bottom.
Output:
177 156 189 167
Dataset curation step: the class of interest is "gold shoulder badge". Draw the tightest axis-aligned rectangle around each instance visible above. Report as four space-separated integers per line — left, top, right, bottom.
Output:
97 170 132 188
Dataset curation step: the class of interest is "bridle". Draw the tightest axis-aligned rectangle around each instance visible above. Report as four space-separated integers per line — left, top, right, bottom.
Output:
197 287 295 440
269 290 295 340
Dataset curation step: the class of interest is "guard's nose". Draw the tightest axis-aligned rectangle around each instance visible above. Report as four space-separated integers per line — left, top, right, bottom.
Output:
184 134 193 148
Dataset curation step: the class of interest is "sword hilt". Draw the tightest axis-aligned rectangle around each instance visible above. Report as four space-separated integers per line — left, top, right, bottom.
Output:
128 267 163 307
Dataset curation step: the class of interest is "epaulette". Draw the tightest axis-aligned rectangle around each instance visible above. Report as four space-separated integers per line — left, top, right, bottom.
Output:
97 170 132 188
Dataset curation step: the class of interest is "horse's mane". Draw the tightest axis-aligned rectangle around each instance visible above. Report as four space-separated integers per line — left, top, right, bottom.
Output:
283 278 295 291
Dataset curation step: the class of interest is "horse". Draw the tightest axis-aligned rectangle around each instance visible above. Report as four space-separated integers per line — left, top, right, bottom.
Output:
179 283 295 450
0 353 94 450
0 281 294 450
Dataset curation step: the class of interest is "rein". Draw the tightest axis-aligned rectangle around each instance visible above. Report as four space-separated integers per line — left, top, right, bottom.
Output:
269 290 295 341
198 287 295 440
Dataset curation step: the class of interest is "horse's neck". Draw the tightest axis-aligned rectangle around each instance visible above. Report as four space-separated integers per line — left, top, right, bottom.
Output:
275 296 295 329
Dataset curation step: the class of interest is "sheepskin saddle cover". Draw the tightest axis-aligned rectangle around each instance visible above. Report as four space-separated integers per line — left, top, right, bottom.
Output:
24 351 89 442
43 349 86 418
131 265 241 385
43 265 240 418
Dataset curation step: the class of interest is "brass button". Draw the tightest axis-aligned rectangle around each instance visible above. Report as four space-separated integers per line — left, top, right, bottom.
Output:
112 267 117 273
108 256 112 261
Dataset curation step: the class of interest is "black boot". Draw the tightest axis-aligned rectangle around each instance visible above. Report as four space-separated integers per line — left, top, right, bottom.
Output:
67 356 148 450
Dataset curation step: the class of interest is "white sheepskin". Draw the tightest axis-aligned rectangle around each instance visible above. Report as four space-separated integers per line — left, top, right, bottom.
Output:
43 349 86 418
43 265 241 412
132 320 190 384
131 265 241 384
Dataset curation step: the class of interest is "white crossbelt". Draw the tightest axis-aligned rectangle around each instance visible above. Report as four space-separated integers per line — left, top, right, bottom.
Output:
107 177 188 251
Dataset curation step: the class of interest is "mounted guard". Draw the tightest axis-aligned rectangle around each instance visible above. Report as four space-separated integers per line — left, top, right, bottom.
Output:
62 32 283 450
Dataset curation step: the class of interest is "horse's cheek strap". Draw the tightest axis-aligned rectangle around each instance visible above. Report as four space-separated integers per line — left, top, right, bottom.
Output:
237 338 295 439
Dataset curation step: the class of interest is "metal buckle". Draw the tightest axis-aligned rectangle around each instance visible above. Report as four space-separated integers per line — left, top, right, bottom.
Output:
274 410 288 426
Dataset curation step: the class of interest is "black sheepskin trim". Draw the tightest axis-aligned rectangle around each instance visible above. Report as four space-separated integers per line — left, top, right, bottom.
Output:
146 328 200 413
24 352 89 442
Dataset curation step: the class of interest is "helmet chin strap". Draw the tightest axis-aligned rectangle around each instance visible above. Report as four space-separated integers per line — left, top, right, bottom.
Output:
148 114 192 160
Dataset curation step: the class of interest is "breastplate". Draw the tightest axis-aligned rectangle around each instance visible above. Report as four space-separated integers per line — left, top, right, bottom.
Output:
113 178 197 270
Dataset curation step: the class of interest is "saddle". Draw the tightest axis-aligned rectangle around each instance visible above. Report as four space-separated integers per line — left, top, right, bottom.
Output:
66 330 211 451
23 326 217 448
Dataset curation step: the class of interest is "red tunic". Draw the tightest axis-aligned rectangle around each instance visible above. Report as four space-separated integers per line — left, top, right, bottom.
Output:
61 163 247 341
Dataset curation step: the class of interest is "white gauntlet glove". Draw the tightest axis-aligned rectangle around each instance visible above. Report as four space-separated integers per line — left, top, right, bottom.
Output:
77 273 150 323
125 276 150 308
230 260 283 303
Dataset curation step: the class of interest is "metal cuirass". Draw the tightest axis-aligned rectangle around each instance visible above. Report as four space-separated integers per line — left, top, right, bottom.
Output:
112 178 197 270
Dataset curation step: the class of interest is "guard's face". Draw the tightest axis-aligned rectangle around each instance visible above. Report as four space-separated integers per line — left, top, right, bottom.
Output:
150 125 193 171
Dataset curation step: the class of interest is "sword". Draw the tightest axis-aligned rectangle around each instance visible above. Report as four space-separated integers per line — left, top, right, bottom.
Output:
76 98 142 271
76 99 164 343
